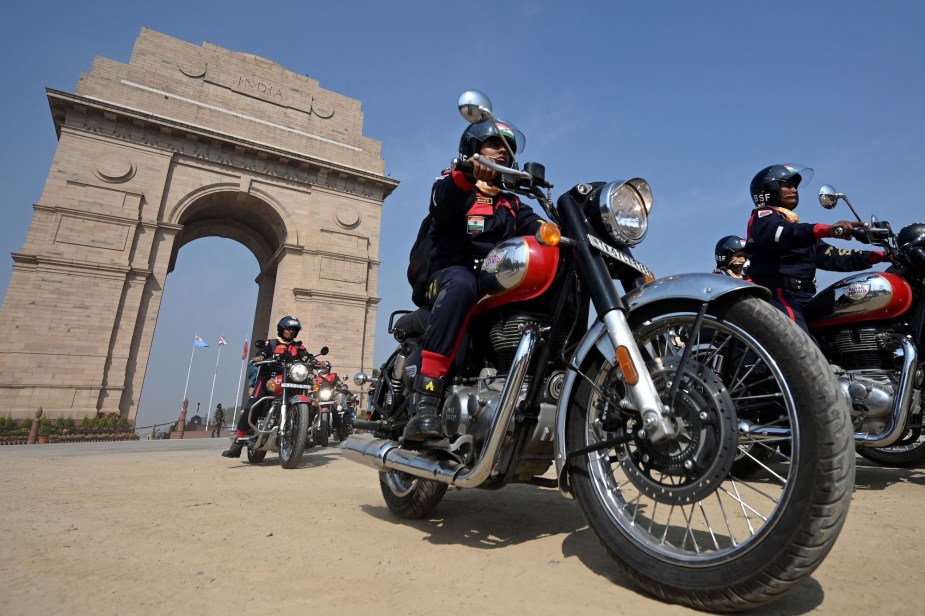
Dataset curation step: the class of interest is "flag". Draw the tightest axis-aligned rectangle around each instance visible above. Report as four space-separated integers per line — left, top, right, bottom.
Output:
218 336 227 346
242 339 249 360
194 335 209 348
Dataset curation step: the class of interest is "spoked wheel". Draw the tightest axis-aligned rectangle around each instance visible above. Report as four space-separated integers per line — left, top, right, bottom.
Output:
279 403 309 469
566 296 855 612
379 470 447 519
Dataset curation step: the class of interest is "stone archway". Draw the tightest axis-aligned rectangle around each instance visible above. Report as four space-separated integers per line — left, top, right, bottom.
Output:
0 29 398 422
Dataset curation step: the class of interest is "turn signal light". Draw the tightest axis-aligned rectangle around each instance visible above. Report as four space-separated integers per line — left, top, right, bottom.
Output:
537 222 562 246
615 345 639 386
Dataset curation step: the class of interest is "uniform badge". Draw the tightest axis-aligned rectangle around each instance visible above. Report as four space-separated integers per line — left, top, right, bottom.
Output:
757 209 773 218
467 216 485 234
475 196 493 205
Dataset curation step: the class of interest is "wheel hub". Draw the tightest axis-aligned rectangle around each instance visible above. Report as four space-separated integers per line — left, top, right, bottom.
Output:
614 356 738 506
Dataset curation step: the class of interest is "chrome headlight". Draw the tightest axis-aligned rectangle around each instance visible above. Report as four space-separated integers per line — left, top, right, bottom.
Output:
319 388 333 401
598 178 652 247
288 362 310 383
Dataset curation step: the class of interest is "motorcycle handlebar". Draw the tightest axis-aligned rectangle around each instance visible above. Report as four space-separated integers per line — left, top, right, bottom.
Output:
451 155 551 189
850 225 892 245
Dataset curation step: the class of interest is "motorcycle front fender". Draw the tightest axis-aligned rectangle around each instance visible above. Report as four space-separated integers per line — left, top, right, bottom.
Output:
552 273 768 497
289 394 310 404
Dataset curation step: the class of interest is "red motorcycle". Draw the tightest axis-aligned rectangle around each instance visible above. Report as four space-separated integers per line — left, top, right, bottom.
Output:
244 344 328 468
804 185 924 467
342 90 855 611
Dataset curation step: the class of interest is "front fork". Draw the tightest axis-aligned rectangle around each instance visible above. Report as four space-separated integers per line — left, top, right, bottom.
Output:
557 190 678 443
600 309 677 443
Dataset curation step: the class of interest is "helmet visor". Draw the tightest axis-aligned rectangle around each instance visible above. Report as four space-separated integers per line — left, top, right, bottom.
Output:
777 164 814 188
492 119 526 156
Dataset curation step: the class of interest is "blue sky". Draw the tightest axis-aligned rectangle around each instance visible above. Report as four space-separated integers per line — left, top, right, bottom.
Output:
1 1 923 428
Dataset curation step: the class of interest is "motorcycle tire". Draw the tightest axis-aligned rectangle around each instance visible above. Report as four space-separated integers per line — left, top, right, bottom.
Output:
246 444 266 464
379 470 448 520
566 296 855 612
279 403 309 469
858 424 925 468
317 415 329 448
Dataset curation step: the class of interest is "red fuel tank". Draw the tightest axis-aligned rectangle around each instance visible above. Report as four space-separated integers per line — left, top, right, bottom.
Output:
808 271 913 329
473 237 559 316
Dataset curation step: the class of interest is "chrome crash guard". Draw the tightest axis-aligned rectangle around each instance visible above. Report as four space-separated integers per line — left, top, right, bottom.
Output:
340 325 540 488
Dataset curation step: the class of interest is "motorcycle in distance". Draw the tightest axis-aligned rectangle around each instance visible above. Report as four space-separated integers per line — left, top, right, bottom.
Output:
309 367 338 448
801 185 924 467
342 91 855 612
328 376 357 442
243 343 329 468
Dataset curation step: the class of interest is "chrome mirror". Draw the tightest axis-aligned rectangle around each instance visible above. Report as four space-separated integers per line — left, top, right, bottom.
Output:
458 90 493 124
818 184 841 209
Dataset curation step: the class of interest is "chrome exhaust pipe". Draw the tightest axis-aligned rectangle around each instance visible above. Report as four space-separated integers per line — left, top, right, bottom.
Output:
340 326 540 487
855 336 917 447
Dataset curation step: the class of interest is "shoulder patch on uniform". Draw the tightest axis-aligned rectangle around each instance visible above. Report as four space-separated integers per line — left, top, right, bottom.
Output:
757 209 773 218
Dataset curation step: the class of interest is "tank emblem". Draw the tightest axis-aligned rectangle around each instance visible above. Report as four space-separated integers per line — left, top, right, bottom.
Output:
483 251 504 273
844 283 870 301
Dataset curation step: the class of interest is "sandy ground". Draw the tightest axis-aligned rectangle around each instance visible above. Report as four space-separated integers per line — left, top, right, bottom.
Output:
0 438 922 616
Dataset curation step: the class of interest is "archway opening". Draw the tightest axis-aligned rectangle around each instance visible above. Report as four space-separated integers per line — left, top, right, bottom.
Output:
136 237 260 431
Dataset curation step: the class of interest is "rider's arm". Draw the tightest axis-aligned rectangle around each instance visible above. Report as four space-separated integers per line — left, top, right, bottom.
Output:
814 241 885 272
430 171 476 221
748 209 820 250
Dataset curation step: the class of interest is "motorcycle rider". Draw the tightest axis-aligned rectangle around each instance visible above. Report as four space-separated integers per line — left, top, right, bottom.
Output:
403 119 544 442
713 235 749 279
221 316 312 458
745 164 886 334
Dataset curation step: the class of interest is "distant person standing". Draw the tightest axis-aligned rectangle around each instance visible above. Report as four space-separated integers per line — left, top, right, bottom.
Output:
211 404 225 438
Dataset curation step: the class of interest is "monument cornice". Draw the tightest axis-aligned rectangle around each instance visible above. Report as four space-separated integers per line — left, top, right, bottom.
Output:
46 89 399 199
293 287 382 306
34 202 142 227
10 252 152 278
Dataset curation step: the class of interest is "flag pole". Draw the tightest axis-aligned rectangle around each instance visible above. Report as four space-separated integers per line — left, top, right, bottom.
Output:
181 332 198 407
231 337 248 431
205 334 225 428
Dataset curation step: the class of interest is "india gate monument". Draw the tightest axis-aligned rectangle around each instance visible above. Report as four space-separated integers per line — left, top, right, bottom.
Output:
0 28 398 423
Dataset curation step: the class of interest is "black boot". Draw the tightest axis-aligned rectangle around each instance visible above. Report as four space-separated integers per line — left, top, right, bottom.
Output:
402 374 444 442
221 440 244 458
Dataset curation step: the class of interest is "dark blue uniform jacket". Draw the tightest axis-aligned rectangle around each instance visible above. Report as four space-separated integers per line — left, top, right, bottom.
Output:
428 170 543 269
745 207 872 282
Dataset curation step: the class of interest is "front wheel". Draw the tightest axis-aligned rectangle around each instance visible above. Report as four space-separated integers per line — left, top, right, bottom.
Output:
566 296 855 612
279 403 309 469
317 414 330 448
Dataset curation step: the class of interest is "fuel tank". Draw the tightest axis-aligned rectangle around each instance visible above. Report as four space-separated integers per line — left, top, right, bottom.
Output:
473 236 559 316
807 271 913 329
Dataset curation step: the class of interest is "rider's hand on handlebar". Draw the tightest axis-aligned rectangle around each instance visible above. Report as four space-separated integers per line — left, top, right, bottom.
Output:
467 156 499 183
828 220 864 239
251 355 265 364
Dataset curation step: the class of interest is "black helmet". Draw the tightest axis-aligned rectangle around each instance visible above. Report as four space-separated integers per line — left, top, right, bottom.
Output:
897 223 925 248
276 315 301 337
458 119 525 160
750 164 814 207
898 223 925 272
715 235 747 269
